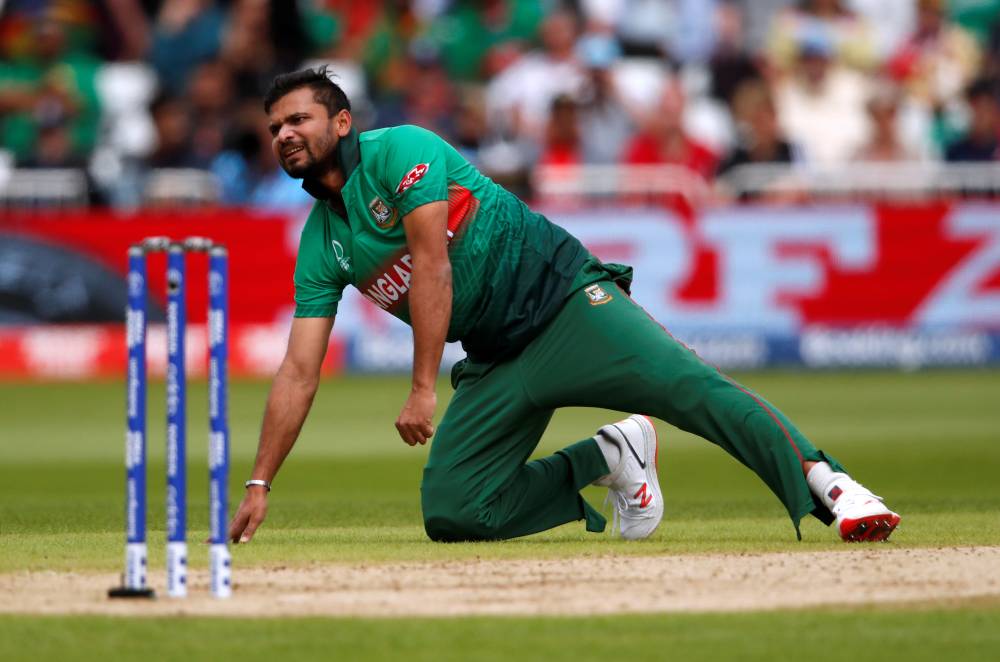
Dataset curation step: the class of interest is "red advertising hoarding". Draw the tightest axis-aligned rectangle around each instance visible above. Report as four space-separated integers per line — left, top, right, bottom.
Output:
1 202 998 378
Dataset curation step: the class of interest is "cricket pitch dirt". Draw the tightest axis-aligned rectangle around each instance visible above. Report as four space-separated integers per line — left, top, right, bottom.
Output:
3 546 998 617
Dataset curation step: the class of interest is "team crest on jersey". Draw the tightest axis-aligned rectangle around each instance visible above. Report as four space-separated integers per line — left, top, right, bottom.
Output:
396 163 429 194
584 284 612 305
368 196 398 227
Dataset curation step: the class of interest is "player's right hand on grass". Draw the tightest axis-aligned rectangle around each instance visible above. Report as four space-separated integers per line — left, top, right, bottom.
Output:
228 487 269 543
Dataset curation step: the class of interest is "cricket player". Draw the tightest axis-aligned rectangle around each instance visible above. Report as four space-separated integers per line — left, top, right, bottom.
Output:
228 67 900 545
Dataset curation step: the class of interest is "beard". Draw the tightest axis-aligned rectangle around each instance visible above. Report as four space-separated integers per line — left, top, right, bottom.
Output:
279 131 336 179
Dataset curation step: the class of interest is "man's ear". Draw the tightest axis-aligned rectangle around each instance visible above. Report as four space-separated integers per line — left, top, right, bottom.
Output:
334 109 352 137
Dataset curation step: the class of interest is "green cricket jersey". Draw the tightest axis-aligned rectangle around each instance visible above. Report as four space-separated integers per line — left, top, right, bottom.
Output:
293 124 630 362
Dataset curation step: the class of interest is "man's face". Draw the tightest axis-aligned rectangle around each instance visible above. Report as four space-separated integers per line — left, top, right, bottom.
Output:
800 53 830 87
268 87 340 178
970 94 999 136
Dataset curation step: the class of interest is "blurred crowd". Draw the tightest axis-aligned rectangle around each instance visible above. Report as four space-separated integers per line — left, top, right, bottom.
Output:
3 0 1000 208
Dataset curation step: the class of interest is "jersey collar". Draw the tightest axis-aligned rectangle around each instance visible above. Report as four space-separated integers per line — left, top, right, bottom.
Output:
300 126 361 201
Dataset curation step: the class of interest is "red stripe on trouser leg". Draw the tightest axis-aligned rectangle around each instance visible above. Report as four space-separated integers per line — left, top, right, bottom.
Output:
721 379 805 465
619 285 807 466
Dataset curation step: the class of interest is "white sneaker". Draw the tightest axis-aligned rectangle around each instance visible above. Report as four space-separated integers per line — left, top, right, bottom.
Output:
827 481 901 542
593 415 663 540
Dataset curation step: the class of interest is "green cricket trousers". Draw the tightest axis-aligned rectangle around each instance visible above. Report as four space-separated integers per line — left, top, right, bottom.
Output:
420 281 845 542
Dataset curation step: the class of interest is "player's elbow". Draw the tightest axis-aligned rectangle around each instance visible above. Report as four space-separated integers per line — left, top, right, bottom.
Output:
278 352 322 393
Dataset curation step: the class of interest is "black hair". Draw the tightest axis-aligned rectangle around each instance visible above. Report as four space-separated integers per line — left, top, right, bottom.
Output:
263 65 351 116
966 77 999 103
149 91 184 117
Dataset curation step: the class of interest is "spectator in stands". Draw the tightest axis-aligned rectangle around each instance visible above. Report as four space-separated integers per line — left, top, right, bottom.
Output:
539 94 582 166
374 44 459 141
300 2 381 62
575 32 633 165
356 2 425 110
946 0 1000 47
848 0 916 62
21 118 84 169
854 85 923 162
708 1 763 108
987 20 1000 80
428 0 544 82
485 8 586 145
774 26 871 164
0 12 102 166
148 0 225 95
623 79 718 179
452 86 490 167
716 79 799 201
220 0 308 99
210 99 313 208
945 79 1000 162
767 0 877 73
888 0 981 112
148 93 200 169
185 60 235 168
719 79 798 174
611 0 677 58
601 0 720 64
621 79 717 212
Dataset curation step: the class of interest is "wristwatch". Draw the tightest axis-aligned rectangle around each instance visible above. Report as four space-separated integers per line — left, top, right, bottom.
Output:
244 479 271 491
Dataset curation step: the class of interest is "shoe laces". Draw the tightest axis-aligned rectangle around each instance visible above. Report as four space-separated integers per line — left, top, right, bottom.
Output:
603 490 627 535
603 485 653 535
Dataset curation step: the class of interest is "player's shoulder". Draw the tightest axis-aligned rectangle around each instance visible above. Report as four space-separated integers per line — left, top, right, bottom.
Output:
362 124 445 149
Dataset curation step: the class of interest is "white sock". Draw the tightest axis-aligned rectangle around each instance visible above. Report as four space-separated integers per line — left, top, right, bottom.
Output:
806 462 854 511
595 433 621 474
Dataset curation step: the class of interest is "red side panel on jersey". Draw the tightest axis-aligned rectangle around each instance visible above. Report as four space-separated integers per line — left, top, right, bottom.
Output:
447 183 479 238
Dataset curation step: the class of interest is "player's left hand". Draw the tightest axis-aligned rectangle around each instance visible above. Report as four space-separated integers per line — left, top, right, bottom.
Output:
396 387 437 446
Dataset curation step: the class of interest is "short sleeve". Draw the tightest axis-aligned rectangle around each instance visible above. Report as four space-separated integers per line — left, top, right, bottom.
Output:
382 125 450 216
293 205 345 318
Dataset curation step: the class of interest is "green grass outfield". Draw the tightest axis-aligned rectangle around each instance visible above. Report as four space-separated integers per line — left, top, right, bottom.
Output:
1 370 999 659
1 607 999 662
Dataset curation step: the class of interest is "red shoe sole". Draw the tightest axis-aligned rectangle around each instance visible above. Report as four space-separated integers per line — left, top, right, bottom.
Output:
839 513 901 542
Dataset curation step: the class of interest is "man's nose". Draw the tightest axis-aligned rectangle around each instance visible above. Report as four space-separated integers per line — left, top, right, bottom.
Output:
278 125 297 143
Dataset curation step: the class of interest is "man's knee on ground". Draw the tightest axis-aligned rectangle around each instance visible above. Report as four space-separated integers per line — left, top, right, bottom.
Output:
422 508 499 542
422 467 511 542
421 490 506 542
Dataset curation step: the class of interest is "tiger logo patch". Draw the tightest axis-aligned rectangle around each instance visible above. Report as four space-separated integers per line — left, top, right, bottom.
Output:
368 196 398 227
584 284 612 305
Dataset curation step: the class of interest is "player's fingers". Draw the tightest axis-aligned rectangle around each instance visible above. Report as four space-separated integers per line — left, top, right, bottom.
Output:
394 420 411 445
228 511 249 543
397 421 417 446
227 503 249 534
410 424 429 445
404 417 429 446
240 518 261 544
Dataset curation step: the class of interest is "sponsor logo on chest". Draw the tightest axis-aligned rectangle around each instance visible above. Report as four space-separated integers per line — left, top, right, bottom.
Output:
368 196 398 228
